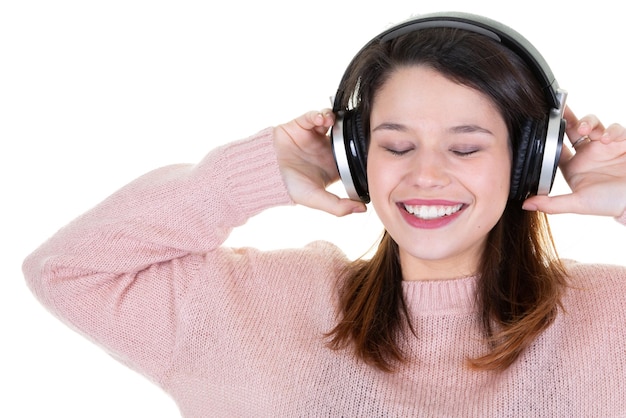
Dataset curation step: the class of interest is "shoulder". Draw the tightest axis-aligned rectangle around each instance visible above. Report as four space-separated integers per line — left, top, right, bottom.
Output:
215 240 351 273
200 240 352 297
195 241 350 328
563 259 626 285
260 240 352 291
561 259 626 313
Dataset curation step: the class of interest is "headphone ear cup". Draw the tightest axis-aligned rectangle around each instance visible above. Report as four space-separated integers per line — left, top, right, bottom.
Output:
510 119 545 201
330 109 370 203
536 114 565 196
348 111 369 200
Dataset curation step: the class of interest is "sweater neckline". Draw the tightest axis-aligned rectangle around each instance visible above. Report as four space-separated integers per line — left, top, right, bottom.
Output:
401 275 478 315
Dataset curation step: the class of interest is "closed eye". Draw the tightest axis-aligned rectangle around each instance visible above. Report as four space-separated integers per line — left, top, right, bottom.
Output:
450 147 481 157
385 147 413 156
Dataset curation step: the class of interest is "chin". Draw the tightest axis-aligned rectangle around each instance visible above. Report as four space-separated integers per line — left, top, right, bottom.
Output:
394 235 485 278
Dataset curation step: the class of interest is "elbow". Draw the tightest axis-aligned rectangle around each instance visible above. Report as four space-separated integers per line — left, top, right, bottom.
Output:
22 249 57 309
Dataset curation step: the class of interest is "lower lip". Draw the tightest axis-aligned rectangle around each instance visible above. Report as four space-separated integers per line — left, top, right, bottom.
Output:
398 204 465 229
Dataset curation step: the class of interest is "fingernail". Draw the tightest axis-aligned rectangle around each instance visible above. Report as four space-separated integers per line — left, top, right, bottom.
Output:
522 202 537 211
579 121 590 132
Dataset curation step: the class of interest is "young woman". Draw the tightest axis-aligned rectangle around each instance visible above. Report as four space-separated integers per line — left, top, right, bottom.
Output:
23 13 626 416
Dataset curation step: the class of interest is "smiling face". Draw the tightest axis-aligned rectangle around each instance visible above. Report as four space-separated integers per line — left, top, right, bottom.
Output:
367 65 512 281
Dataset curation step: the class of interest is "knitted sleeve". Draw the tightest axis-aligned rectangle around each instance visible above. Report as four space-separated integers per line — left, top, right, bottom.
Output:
22 128 292 384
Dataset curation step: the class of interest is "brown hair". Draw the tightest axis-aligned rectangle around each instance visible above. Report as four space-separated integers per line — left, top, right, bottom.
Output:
327 27 566 372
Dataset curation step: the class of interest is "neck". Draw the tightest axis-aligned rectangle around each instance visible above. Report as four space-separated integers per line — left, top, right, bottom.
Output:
399 248 481 281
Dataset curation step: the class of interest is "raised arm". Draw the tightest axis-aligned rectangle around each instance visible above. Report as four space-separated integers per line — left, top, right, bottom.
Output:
22 128 292 383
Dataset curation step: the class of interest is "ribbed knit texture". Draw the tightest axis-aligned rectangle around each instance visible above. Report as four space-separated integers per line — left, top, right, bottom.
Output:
23 128 626 417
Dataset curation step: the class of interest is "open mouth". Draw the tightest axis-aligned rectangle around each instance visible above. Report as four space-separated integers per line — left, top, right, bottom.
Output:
403 203 464 220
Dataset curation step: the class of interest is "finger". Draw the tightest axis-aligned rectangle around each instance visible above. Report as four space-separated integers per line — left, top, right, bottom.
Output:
305 189 367 217
563 108 604 147
293 110 335 134
563 105 579 130
563 107 585 148
557 142 574 171
573 115 604 144
316 109 336 135
600 122 626 144
522 194 583 215
579 115 605 139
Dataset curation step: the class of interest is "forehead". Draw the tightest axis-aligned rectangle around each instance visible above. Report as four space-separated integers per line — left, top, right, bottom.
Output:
371 66 503 122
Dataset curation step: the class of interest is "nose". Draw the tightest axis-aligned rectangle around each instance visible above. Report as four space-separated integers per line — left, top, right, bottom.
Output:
407 149 451 189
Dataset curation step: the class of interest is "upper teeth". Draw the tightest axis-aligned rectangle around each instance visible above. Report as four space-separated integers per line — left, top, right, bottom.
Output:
404 203 463 220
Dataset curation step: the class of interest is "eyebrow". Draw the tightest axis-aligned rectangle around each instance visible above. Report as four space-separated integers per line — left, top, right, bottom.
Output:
449 124 494 135
371 122 407 132
372 122 494 136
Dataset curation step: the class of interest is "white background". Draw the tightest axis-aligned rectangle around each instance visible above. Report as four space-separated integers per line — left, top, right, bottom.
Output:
2 0 624 416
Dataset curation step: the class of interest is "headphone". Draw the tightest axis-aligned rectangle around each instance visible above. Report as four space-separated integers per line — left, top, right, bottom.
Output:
330 11 566 203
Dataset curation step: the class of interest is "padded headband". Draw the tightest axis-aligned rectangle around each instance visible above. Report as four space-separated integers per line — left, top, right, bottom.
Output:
333 11 561 112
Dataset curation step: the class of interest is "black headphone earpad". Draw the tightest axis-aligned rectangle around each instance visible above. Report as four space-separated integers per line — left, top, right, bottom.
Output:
342 110 370 201
509 119 547 200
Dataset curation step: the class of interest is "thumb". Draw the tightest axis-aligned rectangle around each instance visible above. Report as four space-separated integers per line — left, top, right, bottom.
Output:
522 194 582 215
305 188 367 217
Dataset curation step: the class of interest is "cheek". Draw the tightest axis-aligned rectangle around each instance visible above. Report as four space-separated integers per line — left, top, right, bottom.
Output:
473 154 512 196
366 157 397 216
366 156 410 206
473 159 511 222
366 154 388 195
496 159 512 196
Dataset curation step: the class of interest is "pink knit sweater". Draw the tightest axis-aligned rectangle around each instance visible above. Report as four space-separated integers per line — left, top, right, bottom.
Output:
24 128 626 417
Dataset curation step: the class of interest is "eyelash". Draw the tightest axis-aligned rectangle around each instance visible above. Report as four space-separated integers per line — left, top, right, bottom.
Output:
451 148 480 157
384 148 480 157
385 148 411 156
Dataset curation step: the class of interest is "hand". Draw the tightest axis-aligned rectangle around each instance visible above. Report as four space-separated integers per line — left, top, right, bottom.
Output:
273 109 367 217
523 106 626 217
